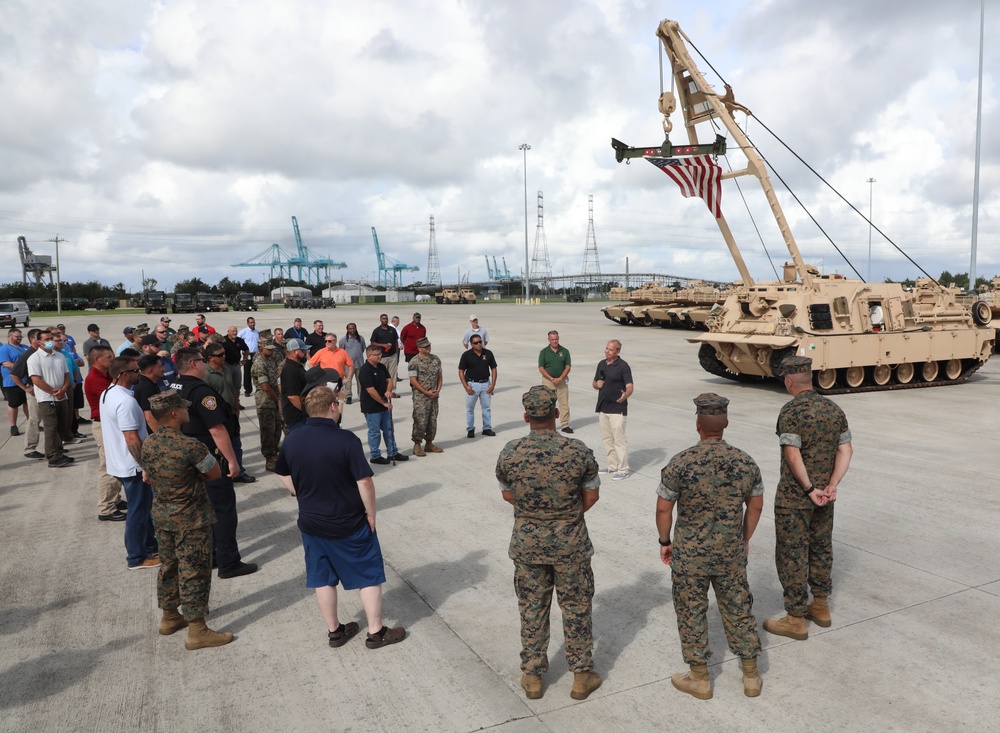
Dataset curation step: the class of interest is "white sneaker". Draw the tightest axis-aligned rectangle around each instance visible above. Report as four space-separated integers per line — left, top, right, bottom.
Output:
612 471 629 481
64 437 84 445
598 468 611 475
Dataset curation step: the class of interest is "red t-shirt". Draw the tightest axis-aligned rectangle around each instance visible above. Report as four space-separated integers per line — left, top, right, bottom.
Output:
399 322 426 356
84 367 113 419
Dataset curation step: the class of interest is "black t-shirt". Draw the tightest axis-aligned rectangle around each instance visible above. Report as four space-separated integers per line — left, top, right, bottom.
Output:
593 357 633 416
458 348 497 382
275 417 375 539
369 325 398 357
304 331 327 356
280 358 308 426
358 361 389 413
132 375 162 433
170 374 234 450
222 337 248 365
10 346 36 383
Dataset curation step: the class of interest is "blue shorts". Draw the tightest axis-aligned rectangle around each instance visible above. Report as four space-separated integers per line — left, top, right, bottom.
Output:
301 523 386 590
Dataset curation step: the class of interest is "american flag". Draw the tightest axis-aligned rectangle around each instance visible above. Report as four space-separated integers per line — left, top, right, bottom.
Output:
646 155 722 219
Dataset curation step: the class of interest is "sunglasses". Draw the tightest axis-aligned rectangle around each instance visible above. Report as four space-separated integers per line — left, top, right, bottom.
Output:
471 341 482 345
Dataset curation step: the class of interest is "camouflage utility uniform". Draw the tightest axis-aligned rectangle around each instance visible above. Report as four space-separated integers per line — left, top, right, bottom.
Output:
408 352 441 444
251 348 282 469
775 390 851 616
496 430 600 676
141 426 218 621
659 438 763 664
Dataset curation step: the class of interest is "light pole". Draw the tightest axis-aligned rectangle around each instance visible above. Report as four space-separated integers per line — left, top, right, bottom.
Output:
519 143 531 302
866 177 876 281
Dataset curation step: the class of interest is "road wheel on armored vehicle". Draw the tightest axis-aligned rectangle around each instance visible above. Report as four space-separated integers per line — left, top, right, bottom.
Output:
896 363 915 384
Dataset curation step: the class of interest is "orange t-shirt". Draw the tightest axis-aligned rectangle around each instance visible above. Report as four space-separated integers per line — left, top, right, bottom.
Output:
308 348 354 377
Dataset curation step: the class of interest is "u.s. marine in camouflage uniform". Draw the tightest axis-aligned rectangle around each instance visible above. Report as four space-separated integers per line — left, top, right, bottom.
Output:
496 385 603 702
250 337 282 471
763 355 852 641
408 337 443 456
140 389 233 650
656 393 764 699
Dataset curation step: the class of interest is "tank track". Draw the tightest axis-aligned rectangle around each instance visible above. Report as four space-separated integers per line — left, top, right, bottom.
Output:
697 344 770 384
813 359 985 395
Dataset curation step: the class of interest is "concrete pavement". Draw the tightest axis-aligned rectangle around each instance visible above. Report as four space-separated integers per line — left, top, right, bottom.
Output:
1 303 998 732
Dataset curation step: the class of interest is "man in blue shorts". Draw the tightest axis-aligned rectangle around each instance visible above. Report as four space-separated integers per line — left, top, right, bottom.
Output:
274 369 406 650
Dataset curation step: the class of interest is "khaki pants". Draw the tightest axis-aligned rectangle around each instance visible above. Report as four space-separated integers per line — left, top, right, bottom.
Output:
23 390 40 454
599 413 628 472
541 376 570 429
93 421 124 516
37 400 67 462
383 353 399 390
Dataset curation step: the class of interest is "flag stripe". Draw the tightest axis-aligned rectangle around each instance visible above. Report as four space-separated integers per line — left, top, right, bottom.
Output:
646 155 722 218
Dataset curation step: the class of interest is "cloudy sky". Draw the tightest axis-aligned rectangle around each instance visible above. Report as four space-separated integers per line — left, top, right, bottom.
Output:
0 0 996 292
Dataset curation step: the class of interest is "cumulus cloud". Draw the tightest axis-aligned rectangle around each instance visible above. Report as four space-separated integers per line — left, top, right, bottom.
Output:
0 0 995 292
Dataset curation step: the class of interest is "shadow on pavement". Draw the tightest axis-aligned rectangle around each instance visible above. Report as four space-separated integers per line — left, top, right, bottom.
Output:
383 549 490 627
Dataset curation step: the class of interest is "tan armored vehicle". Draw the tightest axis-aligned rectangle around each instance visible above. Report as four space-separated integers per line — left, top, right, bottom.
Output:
435 287 461 304
459 288 478 305
612 19 993 393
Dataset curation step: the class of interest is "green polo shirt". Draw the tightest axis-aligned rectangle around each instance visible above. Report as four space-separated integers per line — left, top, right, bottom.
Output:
538 345 571 379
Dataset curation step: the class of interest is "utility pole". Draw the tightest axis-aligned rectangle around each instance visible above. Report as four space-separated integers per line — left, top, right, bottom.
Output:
48 235 62 314
866 178 876 282
519 143 531 301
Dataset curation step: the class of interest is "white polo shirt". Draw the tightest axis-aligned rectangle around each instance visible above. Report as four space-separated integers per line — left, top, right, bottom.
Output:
26 348 69 403
100 384 148 477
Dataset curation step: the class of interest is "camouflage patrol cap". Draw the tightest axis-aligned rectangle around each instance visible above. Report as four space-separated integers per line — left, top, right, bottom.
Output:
257 329 273 340
522 385 558 418
258 338 275 350
206 332 225 345
693 393 729 416
148 389 191 413
416 337 430 348
177 324 190 332
134 322 149 333
779 355 813 375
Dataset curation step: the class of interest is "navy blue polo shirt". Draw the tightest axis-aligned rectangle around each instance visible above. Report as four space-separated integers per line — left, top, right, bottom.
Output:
275 417 375 539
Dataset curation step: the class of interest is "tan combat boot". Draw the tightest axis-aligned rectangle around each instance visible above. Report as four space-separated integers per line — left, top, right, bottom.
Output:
741 657 762 697
570 671 602 700
424 441 443 453
763 614 808 640
412 442 426 457
671 664 711 699
520 673 543 699
159 608 188 636
185 618 234 650
806 593 831 627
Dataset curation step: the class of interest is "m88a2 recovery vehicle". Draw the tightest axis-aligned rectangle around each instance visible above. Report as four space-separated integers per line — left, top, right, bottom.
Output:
611 19 993 394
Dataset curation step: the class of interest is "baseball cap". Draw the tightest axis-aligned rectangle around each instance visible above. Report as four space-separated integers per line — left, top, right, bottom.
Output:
469 314 478 321
139 334 161 347
122 326 134 334
160 316 171 323
286 338 307 352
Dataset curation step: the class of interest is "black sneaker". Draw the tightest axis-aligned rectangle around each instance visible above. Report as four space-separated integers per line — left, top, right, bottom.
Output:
98 510 127 522
10 425 20 436
116 499 128 511
234 474 257 483
346 397 352 405
48 457 73 468
218 561 259 579
561 426 574 434
482 429 496 437
389 454 409 462
370 456 390 465
24 451 45 459
77 417 91 425
467 430 475 439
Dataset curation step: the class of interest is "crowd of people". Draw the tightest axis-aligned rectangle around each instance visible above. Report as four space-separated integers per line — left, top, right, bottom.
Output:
1 310 851 702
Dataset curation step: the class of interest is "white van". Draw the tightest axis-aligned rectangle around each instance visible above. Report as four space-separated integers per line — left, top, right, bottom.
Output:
0 301 30 328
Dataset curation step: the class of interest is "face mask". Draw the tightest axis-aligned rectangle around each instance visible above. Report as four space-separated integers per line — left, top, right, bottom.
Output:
41 341 55 350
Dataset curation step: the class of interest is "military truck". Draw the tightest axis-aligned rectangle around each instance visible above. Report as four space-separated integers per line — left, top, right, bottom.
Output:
210 295 228 312
611 18 993 393
143 290 168 314
230 292 258 311
459 288 477 305
172 292 196 314
435 287 461 304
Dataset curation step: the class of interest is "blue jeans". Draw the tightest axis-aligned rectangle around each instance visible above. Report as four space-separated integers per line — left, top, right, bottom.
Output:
365 410 397 459
466 381 492 431
118 473 157 567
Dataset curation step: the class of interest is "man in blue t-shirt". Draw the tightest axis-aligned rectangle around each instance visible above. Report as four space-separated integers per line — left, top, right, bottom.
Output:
0 327 29 435
274 371 406 651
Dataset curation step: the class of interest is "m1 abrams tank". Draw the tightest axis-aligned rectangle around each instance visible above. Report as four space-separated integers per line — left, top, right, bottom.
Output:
611 19 993 394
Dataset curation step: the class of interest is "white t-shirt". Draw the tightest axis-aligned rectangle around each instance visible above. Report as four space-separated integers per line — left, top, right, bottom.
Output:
27 348 69 403
100 384 149 477
462 326 489 349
